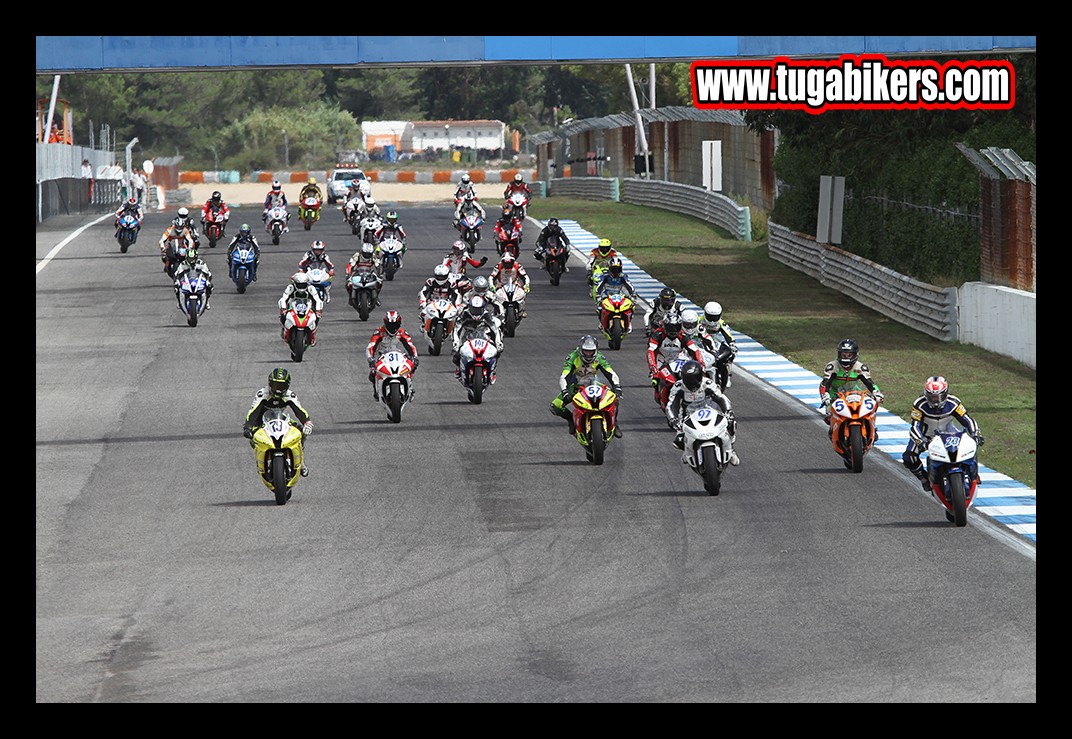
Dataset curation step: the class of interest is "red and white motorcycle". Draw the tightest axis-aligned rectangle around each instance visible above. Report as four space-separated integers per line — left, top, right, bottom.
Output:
282 298 318 362
421 297 459 356
372 349 416 424
457 330 499 405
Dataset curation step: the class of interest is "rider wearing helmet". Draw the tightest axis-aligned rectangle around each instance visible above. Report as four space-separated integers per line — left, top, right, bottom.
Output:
695 301 739 388
504 171 533 201
174 206 202 248
490 253 530 292
586 237 618 286
299 240 336 303
243 368 312 477
365 310 420 401
534 217 572 266
159 218 196 274
453 190 487 231
594 257 638 304
818 338 883 429
346 241 384 306
550 335 623 437
263 180 289 224
114 196 145 233
299 176 323 204
201 189 230 233
666 360 739 464
443 240 488 275
172 247 213 310
226 223 262 281
375 211 408 255
278 271 325 345
450 295 504 376
471 275 503 318
902 376 983 492
494 204 524 255
644 287 686 335
418 263 462 321
454 173 476 204
647 313 707 406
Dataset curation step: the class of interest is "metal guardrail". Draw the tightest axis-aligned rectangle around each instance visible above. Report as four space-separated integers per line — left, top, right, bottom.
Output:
621 179 750 241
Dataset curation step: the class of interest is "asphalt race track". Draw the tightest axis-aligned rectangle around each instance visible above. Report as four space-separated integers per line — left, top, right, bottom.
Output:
36 202 1036 702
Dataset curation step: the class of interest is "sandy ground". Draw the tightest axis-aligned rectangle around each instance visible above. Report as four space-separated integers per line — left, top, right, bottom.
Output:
185 182 456 207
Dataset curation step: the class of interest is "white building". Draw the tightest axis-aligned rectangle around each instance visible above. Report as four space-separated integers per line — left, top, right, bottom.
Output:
361 120 410 151
404 120 506 152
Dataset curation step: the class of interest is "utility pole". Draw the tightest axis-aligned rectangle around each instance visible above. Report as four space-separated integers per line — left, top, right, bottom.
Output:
625 64 650 179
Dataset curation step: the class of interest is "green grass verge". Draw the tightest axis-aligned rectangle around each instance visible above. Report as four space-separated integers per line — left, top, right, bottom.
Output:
529 197 1036 489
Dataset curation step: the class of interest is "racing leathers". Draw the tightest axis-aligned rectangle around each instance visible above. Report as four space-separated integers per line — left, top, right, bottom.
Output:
666 374 736 459
902 394 982 485
550 348 622 435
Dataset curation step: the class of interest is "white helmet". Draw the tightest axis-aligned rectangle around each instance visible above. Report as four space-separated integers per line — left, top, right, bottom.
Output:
177 207 190 219
365 196 376 207
680 309 699 336
433 263 450 284
292 272 311 290
703 301 723 324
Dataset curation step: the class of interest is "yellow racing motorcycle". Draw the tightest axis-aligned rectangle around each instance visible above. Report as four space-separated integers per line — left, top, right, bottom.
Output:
250 408 306 505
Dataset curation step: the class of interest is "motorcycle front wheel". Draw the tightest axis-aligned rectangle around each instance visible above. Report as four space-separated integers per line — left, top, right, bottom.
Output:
186 298 199 327
849 425 865 473
469 368 484 404
549 257 561 286
430 323 444 355
949 474 968 527
271 454 289 505
701 445 722 495
357 291 370 321
387 382 402 424
236 269 248 294
505 305 517 337
589 417 606 465
609 318 623 350
290 328 306 362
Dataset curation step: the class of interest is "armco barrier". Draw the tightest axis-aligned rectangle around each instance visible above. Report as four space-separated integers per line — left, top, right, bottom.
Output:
194 169 538 185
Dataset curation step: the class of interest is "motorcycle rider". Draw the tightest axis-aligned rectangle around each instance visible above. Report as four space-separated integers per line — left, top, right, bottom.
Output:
594 257 639 304
818 338 884 430
174 207 202 249
453 191 487 238
471 275 503 318
695 301 739 388
490 253 531 296
159 219 196 274
278 272 324 346
503 172 532 205
262 180 290 229
172 247 213 310
666 360 739 465
243 367 312 477
585 238 618 286
549 334 623 438
645 287 686 336
443 240 488 276
345 242 384 307
533 217 571 268
902 376 983 492
418 264 463 327
494 204 524 254
114 196 144 234
365 310 420 401
343 179 367 223
451 295 504 377
647 314 706 406
359 197 384 244
298 176 323 204
375 210 408 267
299 240 336 303
454 173 477 204
201 190 230 234
225 223 262 282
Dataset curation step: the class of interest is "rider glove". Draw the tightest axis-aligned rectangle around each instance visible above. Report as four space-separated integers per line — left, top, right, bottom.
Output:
302 421 313 437
613 386 623 398
242 427 254 439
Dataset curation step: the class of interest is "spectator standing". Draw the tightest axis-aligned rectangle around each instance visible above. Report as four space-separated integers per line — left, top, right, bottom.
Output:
81 159 94 200
130 169 147 206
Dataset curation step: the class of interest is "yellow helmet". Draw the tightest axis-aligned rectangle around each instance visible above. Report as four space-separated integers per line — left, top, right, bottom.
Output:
308 177 317 185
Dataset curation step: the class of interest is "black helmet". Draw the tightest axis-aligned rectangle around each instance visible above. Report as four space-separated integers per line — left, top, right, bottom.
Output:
268 367 291 399
466 296 487 321
663 316 682 338
680 360 704 392
239 223 251 237
579 335 598 364
548 218 559 229
658 287 676 310
210 190 222 204
837 338 859 370
608 257 623 277
924 375 949 412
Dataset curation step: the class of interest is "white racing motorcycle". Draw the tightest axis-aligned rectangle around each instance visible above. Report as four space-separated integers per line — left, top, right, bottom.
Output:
677 400 735 496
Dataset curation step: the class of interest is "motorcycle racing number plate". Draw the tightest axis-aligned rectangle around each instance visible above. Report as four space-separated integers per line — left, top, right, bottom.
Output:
266 419 288 436
695 407 713 421
384 351 403 364
585 385 602 399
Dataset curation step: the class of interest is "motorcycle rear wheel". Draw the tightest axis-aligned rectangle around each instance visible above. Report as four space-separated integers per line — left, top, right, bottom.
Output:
949 474 968 527
589 417 606 465
271 454 289 506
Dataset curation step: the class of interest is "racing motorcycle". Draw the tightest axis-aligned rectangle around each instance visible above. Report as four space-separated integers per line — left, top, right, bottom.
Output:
360 214 383 246
229 243 257 294
541 235 569 286
651 343 692 412
282 298 318 362
456 211 484 253
677 400 735 496
457 329 498 405
203 208 227 248
826 376 882 473
589 263 607 301
422 297 459 356
506 190 530 220
177 271 208 327
707 339 738 392
249 408 306 505
372 349 416 424
348 204 364 235
925 428 983 527
298 195 322 230
493 219 522 258
598 291 635 350
379 236 405 281
347 266 382 321
115 213 139 253
305 267 332 305
162 235 188 279
495 279 527 338
570 378 619 466
266 205 289 245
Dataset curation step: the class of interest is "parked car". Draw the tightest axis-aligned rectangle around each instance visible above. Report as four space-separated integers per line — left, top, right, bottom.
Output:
327 166 367 205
